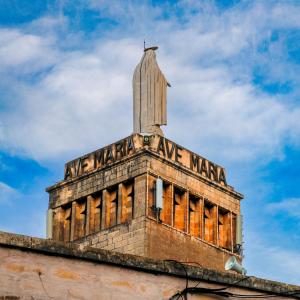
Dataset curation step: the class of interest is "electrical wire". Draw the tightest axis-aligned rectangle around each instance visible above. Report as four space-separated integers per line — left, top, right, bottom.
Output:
166 259 300 300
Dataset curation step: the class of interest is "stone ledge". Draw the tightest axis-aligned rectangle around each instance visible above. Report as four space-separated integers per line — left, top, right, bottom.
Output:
0 231 299 298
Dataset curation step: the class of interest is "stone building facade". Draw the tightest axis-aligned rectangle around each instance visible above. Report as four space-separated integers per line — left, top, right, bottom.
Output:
47 134 243 272
1 232 299 300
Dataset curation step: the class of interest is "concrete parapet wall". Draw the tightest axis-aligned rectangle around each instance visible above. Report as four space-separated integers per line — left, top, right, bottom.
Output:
0 231 299 300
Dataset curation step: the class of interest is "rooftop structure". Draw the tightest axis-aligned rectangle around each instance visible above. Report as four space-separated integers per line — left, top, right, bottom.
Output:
46 47 244 272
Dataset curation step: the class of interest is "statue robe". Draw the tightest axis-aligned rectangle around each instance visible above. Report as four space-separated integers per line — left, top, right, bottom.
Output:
133 47 169 135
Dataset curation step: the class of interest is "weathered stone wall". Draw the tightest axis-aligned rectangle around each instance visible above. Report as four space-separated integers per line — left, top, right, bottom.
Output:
47 135 244 272
76 216 147 256
145 218 235 272
48 154 149 209
0 232 298 300
148 155 240 213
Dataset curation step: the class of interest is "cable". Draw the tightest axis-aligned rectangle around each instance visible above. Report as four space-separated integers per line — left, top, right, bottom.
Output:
170 286 300 299
166 260 300 300
164 260 189 300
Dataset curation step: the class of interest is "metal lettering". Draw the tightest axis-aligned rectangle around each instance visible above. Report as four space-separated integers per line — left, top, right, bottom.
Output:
175 145 182 163
218 168 227 186
115 141 125 159
165 139 175 159
94 149 104 168
208 162 218 182
157 136 166 156
200 159 208 177
190 154 200 172
105 146 114 164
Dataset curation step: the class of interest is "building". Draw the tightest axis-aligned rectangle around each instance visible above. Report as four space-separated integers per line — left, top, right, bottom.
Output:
0 47 299 299
46 47 243 272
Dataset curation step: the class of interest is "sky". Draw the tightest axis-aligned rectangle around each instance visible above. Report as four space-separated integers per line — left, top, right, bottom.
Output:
0 0 300 285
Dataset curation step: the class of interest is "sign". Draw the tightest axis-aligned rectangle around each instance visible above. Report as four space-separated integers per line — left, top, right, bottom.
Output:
64 134 227 186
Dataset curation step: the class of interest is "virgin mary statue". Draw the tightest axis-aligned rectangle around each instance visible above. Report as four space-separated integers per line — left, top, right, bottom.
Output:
133 46 170 135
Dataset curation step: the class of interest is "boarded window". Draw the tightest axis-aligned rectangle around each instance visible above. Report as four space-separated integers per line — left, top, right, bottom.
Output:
74 199 87 240
122 180 134 222
89 192 102 234
189 194 200 237
106 186 118 227
161 182 172 225
218 208 231 250
173 187 186 232
204 201 216 244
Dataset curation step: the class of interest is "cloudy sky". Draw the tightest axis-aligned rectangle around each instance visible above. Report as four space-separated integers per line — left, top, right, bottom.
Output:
1 0 300 285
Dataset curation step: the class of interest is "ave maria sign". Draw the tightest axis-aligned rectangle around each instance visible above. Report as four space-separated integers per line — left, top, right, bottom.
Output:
64 134 227 187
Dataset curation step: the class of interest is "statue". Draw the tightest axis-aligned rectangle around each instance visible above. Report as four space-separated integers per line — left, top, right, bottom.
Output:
133 46 170 135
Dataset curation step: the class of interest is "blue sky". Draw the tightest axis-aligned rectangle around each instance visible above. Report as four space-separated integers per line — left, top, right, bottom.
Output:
1 0 300 285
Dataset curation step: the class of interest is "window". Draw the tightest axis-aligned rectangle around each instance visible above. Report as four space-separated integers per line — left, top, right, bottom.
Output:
173 187 186 232
74 198 87 240
204 200 216 244
121 180 134 222
89 192 102 234
218 208 231 250
106 186 118 227
63 205 72 241
189 194 201 237
161 182 172 225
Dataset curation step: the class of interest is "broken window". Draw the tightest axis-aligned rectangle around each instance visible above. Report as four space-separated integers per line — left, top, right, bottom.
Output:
204 200 216 244
218 208 231 250
74 198 87 240
173 187 186 232
189 194 201 237
89 192 102 234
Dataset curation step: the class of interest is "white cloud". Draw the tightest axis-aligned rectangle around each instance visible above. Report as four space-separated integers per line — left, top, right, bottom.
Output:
0 182 18 205
245 242 300 285
0 28 59 74
244 230 300 285
0 1 300 165
267 198 300 219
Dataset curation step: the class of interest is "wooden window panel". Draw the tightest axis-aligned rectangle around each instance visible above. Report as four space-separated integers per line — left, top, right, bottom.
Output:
74 199 87 240
52 208 62 242
218 208 231 250
106 187 118 227
204 201 216 244
64 206 72 242
189 194 200 237
161 182 172 225
89 193 102 234
121 181 134 223
173 187 186 232
50 205 71 242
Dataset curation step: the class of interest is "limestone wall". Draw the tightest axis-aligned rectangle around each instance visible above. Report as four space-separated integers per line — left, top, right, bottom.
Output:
0 232 298 300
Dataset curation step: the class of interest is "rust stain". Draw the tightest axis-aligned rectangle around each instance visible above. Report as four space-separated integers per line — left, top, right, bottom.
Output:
4 263 25 273
111 281 133 288
55 269 80 280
